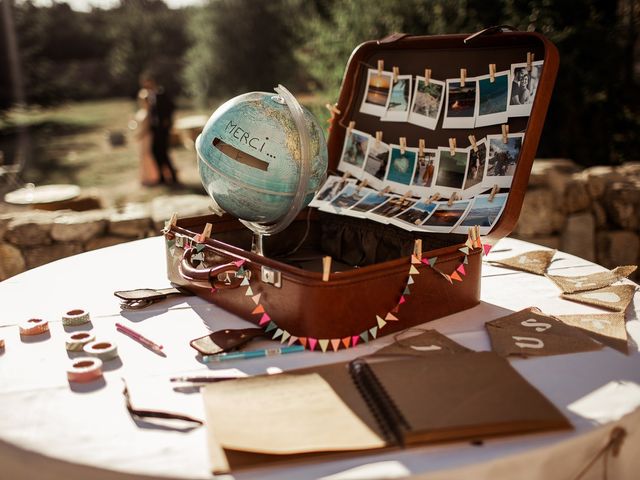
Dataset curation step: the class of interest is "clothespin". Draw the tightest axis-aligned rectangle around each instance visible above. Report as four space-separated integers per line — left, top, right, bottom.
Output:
392 66 399 82
424 68 431 85
400 190 414 202
526 52 534 72
501 124 509 144
378 185 391 197
347 120 356 135
375 131 383 147
468 134 478 152
341 171 351 180
418 139 426 158
427 193 441 204
325 103 341 127
488 184 499 202
356 179 368 193
447 192 459 206
194 222 213 244
468 226 478 244
449 138 457 155
322 256 332 282
474 225 481 247
167 212 178 228
460 68 467 87
489 63 496 83
413 239 423 260
399 137 407 154
377 60 384 75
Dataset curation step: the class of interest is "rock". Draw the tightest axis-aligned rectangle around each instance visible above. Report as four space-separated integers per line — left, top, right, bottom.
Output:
85 236 129 251
51 210 109 242
529 159 581 196
3 211 59 246
603 180 640 231
109 203 152 238
150 194 217 231
582 166 623 199
0 243 26 281
596 231 640 271
591 201 608 228
22 243 83 269
514 188 566 236
617 162 640 178
563 174 591 213
561 212 595 261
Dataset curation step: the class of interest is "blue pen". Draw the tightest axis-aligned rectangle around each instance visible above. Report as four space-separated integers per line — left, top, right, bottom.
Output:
202 345 306 363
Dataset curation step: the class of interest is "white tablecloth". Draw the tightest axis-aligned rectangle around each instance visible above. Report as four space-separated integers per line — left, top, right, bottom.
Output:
0 236 638 480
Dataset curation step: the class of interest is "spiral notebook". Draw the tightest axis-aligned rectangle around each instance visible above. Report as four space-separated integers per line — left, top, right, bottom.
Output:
203 352 571 473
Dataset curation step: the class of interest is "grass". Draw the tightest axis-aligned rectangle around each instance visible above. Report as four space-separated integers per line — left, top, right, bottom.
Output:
0 94 332 209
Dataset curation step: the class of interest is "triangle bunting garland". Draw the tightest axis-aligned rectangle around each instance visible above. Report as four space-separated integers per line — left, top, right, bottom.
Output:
331 339 341 352
319 339 329 352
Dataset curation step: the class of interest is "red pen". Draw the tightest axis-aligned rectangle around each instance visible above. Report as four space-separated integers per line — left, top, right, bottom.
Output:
115 322 164 355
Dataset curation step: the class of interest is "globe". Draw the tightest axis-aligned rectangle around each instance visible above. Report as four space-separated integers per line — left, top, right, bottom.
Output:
196 85 328 236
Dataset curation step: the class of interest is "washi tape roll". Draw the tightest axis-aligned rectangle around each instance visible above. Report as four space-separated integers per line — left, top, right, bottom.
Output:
66 357 103 383
65 331 96 352
83 340 118 360
0 338 4 349
62 309 91 326
19 318 49 336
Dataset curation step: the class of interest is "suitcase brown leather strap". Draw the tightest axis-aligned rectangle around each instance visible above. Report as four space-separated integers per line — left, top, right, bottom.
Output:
179 247 244 290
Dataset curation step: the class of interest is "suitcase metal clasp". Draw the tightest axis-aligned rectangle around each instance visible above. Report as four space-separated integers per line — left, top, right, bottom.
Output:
261 266 282 288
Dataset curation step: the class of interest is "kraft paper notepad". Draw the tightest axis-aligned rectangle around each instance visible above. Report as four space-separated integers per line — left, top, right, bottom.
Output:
202 352 571 473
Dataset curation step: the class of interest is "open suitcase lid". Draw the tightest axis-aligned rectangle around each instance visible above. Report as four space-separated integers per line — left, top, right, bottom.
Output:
325 27 559 243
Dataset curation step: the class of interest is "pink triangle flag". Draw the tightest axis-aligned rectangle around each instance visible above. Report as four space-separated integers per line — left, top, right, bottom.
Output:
308 338 317 351
233 259 246 268
421 258 430 265
210 287 217 294
351 335 360 347
385 312 399 321
399 296 406 305
259 313 271 325
483 244 492 256
456 264 466 275
331 339 341 351
391 304 399 313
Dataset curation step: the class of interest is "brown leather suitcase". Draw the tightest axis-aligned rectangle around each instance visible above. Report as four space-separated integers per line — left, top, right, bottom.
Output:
164 27 559 350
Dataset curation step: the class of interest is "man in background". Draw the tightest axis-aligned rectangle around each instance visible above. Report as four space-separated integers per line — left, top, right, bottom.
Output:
139 71 179 185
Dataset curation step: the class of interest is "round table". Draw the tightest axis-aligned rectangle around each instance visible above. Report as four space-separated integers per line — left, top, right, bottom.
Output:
0 236 638 480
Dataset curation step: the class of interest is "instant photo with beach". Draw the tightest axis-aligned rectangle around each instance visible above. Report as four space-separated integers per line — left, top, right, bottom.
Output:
442 78 478 129
309 175 357 208
462 139 487 196
321 184 376 216
508 60 544 117
485 133 524 188
390 200 438 231
368 195 415 224
381 75 412 122
421 200 471 233
384 146 418 194
454 193 508 234
360 69 393 117
475 71 510 127
407 77 445 129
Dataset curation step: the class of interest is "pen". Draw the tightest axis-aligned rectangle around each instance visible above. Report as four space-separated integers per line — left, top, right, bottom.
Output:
202 345 305 363
170 375 241 383
115 322 164 355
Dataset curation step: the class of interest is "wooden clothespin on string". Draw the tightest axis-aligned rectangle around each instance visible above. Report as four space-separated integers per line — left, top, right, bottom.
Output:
377 60 384 76
468 135 478 152
526 52 534 72
460 68 467 88
449 138 457 155
501 124 509 144
356 179 368 193
489 64 496 83
325 103 341 130
375 131 383 147
447 192 460 207
424 68 431 85
413 239 423 260
347 121 356 135
488 184 499 202
322 256 332 282
399 190 414 202
194 222 213 244
392 66 399 83
427 192 441 204
378 185 391 197
399 137 407 154
418 139 426 158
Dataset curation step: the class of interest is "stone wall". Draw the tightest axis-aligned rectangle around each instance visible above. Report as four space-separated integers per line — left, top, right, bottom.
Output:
0 195 214 281
512 160 640 279
1 160 638 282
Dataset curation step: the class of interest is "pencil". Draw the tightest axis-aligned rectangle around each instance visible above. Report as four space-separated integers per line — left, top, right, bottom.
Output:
202 345 305 363
115 322 164 355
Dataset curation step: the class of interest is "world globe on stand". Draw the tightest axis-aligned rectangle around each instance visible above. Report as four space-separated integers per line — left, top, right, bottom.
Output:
196 86 328 234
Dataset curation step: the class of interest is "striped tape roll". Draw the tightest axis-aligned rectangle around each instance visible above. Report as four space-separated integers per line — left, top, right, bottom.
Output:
83 340 118 361
67 357 103 383
65 331 96 352
62 309 91 327
19 318 49 336
0 338 4 349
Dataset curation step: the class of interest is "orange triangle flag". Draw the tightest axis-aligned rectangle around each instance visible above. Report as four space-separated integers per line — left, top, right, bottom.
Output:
299 337 307 348
251 304 265 314
342 337 351 349
450 271 463 282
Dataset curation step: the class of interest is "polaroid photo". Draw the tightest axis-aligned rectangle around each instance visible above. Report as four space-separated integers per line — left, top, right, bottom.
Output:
432 146 469 198
420 200 472 233
389 200 438 231
360 68 394 117
508 60 544 117
384 145 418 195
337 128 370 179
484 133 525 189
461 138 490 198
475 71 510 127
407 76 445 130
381 75 412 122
410 148 438 198
442 77 478 129
361 140 391 190
309 175 357 208
319 184 376 216
348 190 393 216
453 193 508 235
367 195 416 225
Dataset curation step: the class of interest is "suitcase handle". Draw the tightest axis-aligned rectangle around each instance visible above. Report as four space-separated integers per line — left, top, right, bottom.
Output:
179 248 243 290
